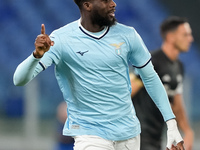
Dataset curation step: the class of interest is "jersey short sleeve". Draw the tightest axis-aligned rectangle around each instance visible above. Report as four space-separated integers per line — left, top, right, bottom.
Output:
128 28 151 68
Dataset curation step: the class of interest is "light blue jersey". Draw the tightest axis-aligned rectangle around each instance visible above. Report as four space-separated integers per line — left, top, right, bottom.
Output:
38 19 150 141
13 19 175 141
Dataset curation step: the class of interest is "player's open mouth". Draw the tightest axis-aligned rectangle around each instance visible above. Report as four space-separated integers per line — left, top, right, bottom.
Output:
108 10 115 17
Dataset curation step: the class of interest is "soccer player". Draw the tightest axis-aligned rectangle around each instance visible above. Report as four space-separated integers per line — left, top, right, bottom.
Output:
13 0 184 150
131 16 194 150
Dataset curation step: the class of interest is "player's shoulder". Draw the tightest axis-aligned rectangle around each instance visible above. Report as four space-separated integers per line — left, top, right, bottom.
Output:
150 49 165 64
51 20 79 37
111 22 137 34
151 49 163 58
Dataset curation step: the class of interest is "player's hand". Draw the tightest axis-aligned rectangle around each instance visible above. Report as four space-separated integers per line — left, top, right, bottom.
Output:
34 24 54 58
166 119 185 150
166 141 185 150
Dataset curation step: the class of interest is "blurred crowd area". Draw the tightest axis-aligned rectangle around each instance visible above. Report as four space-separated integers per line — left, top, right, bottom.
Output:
0 0 200 150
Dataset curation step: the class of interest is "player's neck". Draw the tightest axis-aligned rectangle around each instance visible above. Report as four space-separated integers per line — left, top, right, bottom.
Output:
80 17 105 32
161 43 180 61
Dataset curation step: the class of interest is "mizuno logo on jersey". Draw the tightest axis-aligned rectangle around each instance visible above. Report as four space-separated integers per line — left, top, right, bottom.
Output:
76 50 89 56
110 42 125 55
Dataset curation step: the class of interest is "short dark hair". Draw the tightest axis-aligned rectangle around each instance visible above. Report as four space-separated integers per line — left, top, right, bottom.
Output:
160 16 188 39
74 0 91 9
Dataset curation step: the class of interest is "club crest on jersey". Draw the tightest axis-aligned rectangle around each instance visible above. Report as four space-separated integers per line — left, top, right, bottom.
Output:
110 42 125 55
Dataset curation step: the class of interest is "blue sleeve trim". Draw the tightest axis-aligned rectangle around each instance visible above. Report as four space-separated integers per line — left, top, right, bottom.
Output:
39 62 46 71
132 58 151 69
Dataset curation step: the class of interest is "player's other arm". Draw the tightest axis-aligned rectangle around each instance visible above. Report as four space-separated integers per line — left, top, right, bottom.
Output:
136 61 185 150
13 24 54 86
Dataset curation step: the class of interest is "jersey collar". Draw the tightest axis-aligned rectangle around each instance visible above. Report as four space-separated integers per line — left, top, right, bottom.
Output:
78 19 109 40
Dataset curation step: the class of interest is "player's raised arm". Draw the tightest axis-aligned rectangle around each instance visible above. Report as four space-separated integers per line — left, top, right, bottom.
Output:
33 24 54 58
13 24 54 86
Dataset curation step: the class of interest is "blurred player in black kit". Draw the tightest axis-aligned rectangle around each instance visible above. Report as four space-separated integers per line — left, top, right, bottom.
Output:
131 16 194 150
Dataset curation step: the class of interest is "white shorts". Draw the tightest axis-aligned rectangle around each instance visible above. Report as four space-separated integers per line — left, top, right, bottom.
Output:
73 135 140 150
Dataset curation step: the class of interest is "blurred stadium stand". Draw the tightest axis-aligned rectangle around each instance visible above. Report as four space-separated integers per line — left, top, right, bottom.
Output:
0 0 200 149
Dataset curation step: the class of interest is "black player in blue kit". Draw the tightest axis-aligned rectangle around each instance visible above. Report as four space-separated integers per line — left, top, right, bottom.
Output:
13 0 185 148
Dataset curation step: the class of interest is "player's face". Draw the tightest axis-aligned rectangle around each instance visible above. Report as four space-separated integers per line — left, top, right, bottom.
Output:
173 23 193 52
90 0 117 27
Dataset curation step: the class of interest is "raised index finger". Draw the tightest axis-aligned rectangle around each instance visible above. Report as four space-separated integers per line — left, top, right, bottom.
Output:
41 24 45 34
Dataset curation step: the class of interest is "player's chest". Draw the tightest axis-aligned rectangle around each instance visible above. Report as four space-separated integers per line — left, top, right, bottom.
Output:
61 38 129 68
